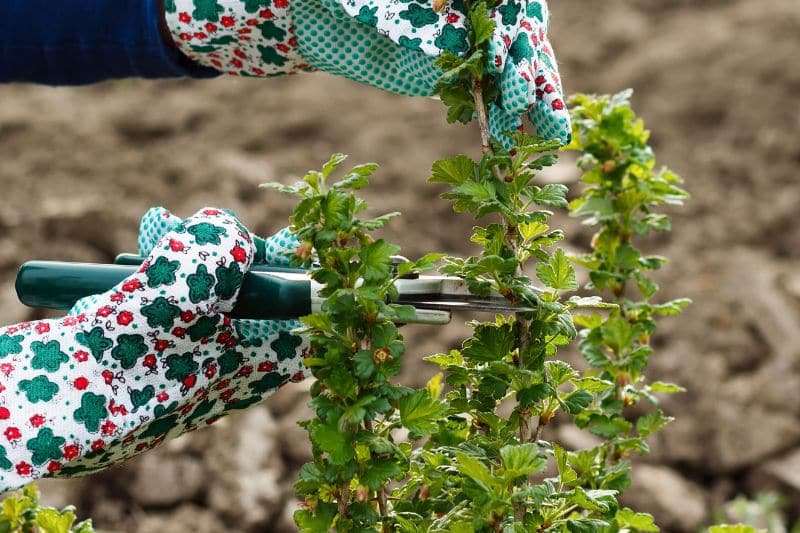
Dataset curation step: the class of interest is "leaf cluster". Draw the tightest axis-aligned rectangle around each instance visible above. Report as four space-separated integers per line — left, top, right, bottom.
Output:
264 155 445 531
0 483 94 533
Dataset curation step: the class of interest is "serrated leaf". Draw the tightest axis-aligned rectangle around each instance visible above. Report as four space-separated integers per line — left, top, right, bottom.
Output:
455 452 494 493
321 153 348 178
636 410 674 437
707 527 765 533
399 390 447 434
567 518 611 533
648 381 686 394
427 373 444 400
461 322 515 363
567 296 617 309
359 239 400 283
424 350 463 367
34 508 76 533
546 360 575 386
311 422 354 465
517 383 550 407
526 184 568 208
361 212 401 231
430 155 475 185
560 389 593 414
361 458 403 491
468 1 495 46
537 249 578 291
553 444 579 485
616 508 659 532
294 502 337 533
569 487 618 513
573 377 615 393
500 443 547 478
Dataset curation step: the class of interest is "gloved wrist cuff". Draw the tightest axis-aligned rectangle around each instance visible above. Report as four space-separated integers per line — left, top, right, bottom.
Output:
164 0 313 76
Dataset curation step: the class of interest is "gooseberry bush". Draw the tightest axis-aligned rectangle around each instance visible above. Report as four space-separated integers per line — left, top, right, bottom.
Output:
262 3 697 531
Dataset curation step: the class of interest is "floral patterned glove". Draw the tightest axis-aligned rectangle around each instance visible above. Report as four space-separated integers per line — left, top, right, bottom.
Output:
0 208 309 492
164 0 569 143
324 0 570 143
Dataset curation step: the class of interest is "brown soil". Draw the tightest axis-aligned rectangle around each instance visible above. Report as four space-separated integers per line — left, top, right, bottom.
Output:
0 0 798 530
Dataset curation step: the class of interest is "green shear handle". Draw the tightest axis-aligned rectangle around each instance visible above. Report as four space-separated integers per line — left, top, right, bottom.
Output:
15 261 312 320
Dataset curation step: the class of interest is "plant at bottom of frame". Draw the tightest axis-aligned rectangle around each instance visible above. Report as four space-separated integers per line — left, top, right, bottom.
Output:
0 483 94 533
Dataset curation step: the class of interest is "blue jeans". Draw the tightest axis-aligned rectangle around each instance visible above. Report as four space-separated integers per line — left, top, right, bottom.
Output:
0 0 218 85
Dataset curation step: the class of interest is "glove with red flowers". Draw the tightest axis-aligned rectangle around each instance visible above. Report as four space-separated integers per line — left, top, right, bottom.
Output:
163 0 569 144
0 207 309 491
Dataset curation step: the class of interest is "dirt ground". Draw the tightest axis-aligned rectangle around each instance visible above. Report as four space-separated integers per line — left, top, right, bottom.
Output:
0 0 798 530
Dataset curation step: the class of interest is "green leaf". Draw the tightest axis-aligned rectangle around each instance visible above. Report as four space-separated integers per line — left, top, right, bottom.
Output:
361 211 401 231
438 86 476 124
294 502 337 532
352 350 375 380
569 487 618 514
648 381 686 394
500 443 547 478
321 153 348 178
461 322 515 363
537 249 578 291
567 518 611 533
636 410 674 437
570 196 615 221
526 184 568 208
467 1 495 46
560 389 593 414
429 155 475 185
34 508 76 533
517 383 550 407
707 527 764 533
399 390 447 435
616 508 659 532
361 458 403 491
455 452 494 494
359 239 400 283
310 422 354 465
546 360 575 386
573 377 615 393
553 444 578 485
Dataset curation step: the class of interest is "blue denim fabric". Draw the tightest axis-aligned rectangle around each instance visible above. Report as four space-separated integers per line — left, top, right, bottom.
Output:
0 0 219 85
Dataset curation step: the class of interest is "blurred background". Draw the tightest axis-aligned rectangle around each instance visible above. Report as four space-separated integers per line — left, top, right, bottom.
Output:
0 0 798 530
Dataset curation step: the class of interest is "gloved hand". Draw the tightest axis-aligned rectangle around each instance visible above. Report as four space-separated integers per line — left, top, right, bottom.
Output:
163 0 569 143
0 208 309 491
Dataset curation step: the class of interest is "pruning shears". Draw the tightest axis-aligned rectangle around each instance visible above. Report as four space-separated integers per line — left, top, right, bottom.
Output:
15 255 534 326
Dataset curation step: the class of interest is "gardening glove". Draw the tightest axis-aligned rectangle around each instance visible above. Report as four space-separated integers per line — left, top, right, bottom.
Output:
163 0 570 143
0 207 309 492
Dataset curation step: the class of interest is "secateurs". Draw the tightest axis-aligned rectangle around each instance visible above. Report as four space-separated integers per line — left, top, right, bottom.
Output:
15 255 535 326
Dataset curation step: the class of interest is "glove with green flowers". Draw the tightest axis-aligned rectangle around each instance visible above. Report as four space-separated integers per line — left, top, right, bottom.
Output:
0 207 308 492
164 0 570 143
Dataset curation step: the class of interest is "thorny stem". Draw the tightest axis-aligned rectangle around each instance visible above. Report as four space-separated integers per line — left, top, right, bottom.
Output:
338 485 350 518
472 76 536 449
364 420 390 533
472 78 492 154
472 68 536 528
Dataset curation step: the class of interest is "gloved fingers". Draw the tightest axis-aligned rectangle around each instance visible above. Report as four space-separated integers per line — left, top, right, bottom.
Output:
137 206 181 258
317 0 469 57
486 0 525 76
139 207 298 267
293 0 442 97
253 227 298 266
528 41 571 144
488 103 523 151
498 30 538 115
